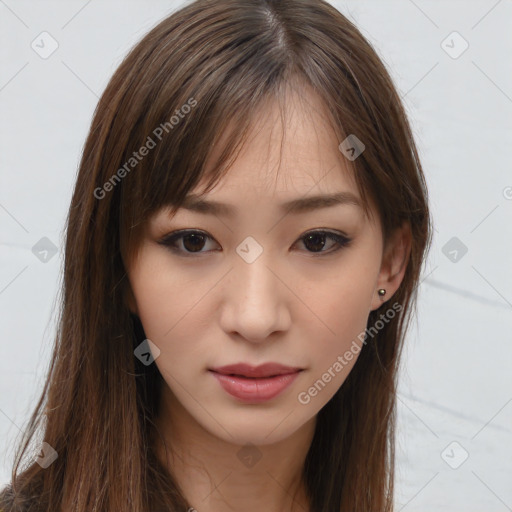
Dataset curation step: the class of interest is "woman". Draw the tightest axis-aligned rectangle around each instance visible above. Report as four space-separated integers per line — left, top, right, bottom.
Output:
1 0 432 510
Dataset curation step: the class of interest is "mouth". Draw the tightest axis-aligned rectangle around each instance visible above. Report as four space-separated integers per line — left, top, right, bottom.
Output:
209 368 302 404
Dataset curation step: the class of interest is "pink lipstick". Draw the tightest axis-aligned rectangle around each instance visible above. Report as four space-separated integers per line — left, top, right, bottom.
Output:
209 363 302 403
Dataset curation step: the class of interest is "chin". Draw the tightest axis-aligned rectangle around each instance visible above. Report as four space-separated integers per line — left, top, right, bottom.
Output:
201 409 314 447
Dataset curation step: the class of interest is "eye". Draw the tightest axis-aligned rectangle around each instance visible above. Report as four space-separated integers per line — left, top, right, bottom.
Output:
157 229 351 256
294 230 352 254
158 230 219 255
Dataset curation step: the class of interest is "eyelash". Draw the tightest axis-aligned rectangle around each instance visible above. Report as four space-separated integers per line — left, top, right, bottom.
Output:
157 229 352 257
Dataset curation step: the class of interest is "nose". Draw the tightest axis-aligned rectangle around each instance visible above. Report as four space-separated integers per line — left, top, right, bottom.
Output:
218 251 291 343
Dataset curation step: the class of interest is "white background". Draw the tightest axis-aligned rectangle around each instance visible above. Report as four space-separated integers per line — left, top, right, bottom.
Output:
1 1 511 510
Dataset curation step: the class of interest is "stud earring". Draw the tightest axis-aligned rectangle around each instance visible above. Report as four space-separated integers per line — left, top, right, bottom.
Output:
378 288 386 298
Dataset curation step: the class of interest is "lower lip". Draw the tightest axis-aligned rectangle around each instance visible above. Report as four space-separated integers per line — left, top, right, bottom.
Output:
209 370 301 403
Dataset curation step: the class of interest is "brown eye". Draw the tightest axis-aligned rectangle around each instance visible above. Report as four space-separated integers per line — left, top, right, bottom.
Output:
158 230 219 255
296 230 351 254
181 233 207 252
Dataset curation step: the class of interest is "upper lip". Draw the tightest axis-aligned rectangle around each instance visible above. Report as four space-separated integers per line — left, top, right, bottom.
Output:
210 363 303 378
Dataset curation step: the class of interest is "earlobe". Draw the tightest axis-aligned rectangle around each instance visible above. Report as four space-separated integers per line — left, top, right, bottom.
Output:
370 221 411 311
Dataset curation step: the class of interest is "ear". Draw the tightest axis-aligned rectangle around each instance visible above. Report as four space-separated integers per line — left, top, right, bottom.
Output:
370 221 411 311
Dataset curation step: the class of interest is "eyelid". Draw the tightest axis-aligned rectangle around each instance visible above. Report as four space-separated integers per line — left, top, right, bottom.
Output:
157 228 352 256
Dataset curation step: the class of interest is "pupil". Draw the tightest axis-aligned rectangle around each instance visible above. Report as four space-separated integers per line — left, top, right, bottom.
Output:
183 234 205 252
304 233 325 252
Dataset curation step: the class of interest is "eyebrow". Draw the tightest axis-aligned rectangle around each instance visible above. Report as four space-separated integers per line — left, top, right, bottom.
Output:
175 191 363 217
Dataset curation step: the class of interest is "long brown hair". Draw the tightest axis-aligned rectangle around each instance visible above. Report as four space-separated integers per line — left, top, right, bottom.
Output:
1 0 432 510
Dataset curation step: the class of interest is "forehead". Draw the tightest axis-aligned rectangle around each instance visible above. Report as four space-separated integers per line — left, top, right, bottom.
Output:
195 85 361 205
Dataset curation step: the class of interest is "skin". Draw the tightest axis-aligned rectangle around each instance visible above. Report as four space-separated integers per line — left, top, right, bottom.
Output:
125 85 410 512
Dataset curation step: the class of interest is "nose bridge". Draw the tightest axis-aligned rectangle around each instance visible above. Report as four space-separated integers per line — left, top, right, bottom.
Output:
220 241 289 341
237 247 277 304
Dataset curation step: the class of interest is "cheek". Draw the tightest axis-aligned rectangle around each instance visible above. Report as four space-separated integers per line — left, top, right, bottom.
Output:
131 280 173 341
128 248 218 366
309 287 369 371
311 253 379 332
301 252 380 386
128 248 181 343
295 297 368 408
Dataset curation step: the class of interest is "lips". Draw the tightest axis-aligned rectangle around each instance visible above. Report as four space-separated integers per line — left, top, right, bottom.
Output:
210 362 302 379
209 363 303 403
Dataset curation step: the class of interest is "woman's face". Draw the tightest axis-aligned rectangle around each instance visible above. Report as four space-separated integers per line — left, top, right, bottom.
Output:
126 89 394 447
